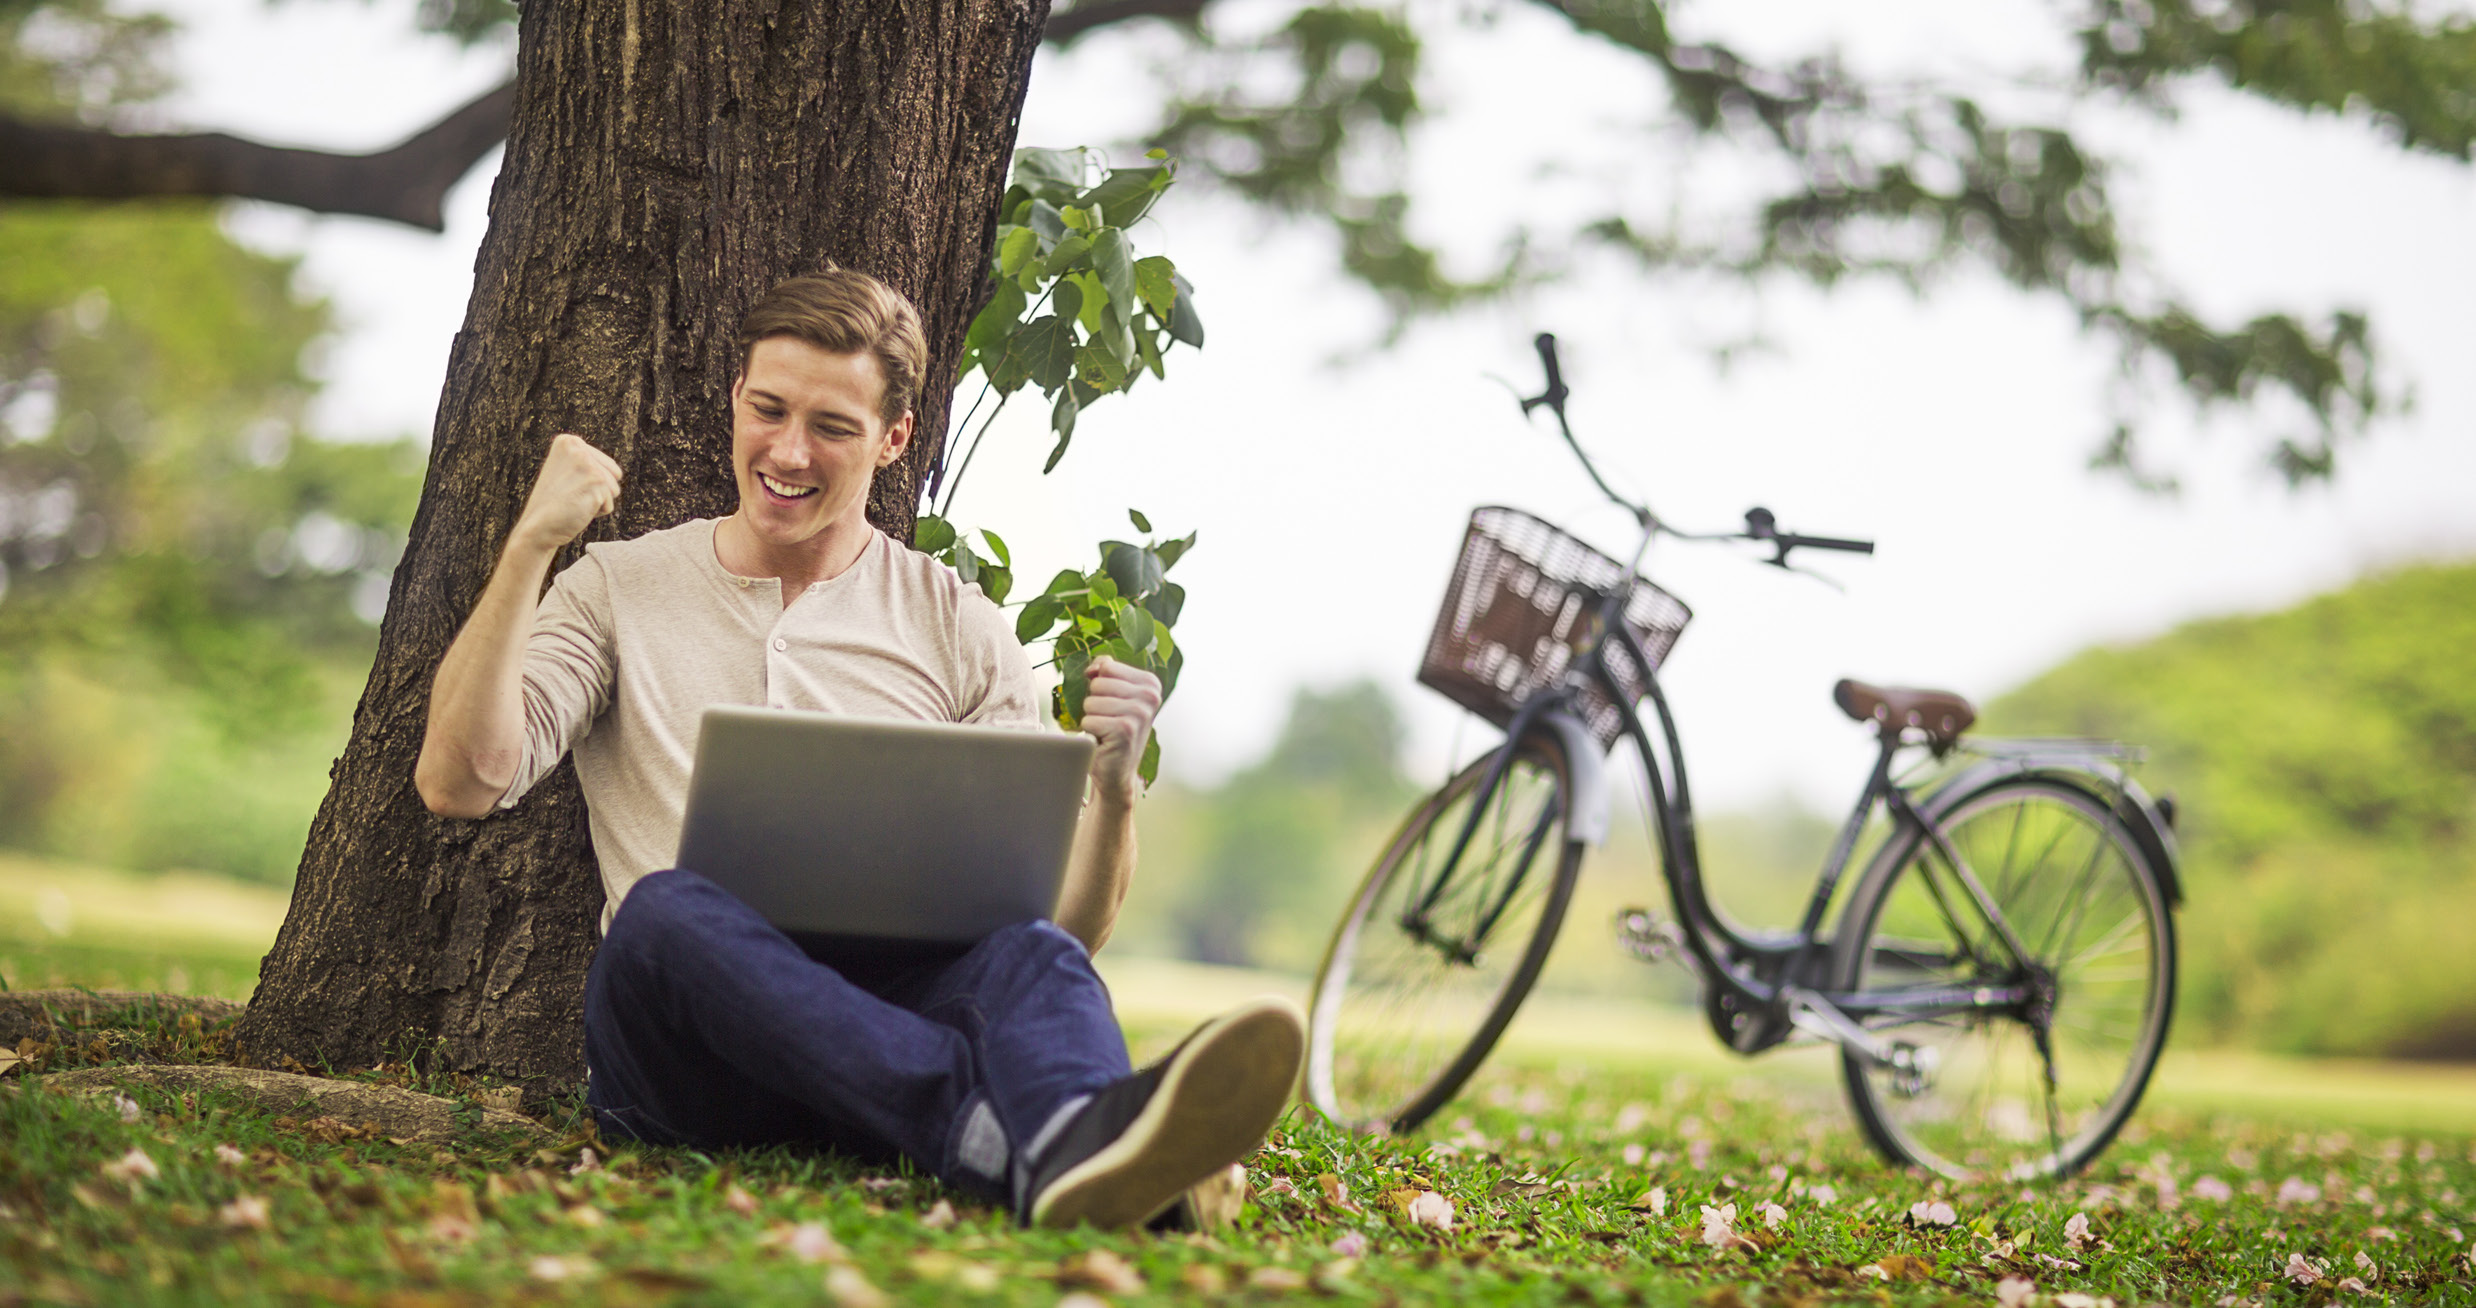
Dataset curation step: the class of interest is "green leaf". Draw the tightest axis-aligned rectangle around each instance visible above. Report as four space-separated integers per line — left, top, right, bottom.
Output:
1166 271 1205 348
1154 530 1197 572
962 279 1028 364
1028 199 1068 245
1091 228 1138 319
1142 579 1185 628
1081 165 1170 228
1068 272 1107 335
1128 508 1152 533
1160 645 1183 697
1014 148 1086 202
1047 233 1092 272
1147 621 1176 666
979 529 1010 567
1059 204 1096 233
1137 327 1166 381
1100 540 1164 599
1046 389 1077 471
1056 650 1092 729
953 542 979 584
1096 302 1137 370
997 226 1039 278
1137 728 1161 788
1015 593 1065 643
1049 279 1085 332
977 562 1013 605
1075 342 1131 394
1134 255 1178 320
913 514 957 553
1121 601 1157 653
1087 572 1119 604
1044 567 1085 596
1015 315 1076 393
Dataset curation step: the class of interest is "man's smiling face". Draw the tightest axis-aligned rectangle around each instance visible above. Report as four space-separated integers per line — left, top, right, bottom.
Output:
728 335 912 553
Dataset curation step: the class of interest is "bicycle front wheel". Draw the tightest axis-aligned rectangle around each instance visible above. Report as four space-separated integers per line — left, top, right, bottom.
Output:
1830 778 2176 1180
1305 729 1584 1134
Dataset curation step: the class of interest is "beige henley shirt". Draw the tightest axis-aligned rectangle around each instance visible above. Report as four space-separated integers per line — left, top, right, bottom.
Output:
494 518 1046 931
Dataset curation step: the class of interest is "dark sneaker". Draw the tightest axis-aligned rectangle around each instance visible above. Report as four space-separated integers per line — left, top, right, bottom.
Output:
1019 996 1303 1229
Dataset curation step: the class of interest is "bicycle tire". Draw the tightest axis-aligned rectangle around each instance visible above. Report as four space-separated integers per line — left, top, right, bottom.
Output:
1305 727 1585 1134
1830 777 2177 1181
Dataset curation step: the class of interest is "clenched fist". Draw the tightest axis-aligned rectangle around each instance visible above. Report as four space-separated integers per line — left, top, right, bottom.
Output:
1080 655 1164 807
514 433 623 555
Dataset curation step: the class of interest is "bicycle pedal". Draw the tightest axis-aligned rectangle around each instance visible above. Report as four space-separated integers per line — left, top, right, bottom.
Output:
1614 908 1685 964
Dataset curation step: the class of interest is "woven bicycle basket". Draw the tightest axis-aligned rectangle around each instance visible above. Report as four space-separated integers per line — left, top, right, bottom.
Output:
1417 506 1693 752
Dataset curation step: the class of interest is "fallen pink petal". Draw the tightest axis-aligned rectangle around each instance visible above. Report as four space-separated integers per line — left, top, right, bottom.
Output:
1405 1190 1454 1231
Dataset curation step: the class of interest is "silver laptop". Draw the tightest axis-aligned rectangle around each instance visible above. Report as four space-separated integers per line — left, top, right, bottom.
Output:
675 706 1095 944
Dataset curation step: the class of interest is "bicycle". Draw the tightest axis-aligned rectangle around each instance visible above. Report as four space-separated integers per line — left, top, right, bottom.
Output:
1304 335 2183 1181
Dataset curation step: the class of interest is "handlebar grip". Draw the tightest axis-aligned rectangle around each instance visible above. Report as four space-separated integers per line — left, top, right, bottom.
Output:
1783 533 1875 554
1534 333 1566 397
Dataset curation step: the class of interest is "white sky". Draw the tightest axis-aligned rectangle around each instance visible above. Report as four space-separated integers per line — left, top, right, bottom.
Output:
156 0 2476 810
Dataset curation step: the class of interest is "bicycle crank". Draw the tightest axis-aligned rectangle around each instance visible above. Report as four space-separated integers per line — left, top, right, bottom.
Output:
1782 987 1940 1096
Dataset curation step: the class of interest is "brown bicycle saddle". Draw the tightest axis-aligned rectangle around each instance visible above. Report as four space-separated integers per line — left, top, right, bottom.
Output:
1833 678 1977 749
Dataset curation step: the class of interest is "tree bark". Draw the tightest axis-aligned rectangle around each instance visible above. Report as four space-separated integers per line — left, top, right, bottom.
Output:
233 0 1051 1091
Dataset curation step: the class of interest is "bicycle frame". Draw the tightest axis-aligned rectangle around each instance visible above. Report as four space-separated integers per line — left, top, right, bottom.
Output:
1427 330 2182 1076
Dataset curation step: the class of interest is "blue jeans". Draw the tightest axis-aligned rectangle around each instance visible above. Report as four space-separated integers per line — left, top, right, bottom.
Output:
582 868 1131 1197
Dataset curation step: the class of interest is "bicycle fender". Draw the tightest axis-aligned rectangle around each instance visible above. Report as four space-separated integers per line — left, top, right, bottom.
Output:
1920 752 2184 908
1535 710 1611 846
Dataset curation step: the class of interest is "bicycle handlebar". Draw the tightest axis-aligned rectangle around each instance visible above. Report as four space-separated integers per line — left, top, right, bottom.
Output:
1518 334 1876 572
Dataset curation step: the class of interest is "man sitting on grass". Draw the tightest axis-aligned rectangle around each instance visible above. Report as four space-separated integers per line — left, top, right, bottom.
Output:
412 268 1303 1229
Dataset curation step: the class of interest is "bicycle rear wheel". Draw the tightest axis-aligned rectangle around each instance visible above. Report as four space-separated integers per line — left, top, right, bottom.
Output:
1830 778 2176 1180
1305 728 1583 1134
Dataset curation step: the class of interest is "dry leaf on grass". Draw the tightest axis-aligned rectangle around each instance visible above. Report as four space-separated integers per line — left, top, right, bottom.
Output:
761 1221 846 1265
824 1265 887 1308
724 1184 759 1216
1864 1253 1936 1282
1057 1249 1143 1295
1317 1172 1363 1214
1248 1266 1308 1291
218 1195 271 1230
1180 1264 1229 1294
919 1198 957 1230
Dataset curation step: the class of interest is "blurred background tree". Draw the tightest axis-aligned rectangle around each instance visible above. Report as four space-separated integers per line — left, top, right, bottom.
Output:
6 1 2470 480
0 0 422 883
1165 680 1418 968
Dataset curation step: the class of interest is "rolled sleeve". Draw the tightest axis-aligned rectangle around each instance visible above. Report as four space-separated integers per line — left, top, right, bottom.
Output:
497 553 618 809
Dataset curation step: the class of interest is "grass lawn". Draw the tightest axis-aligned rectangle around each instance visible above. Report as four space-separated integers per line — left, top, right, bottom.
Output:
5 854 2475 1305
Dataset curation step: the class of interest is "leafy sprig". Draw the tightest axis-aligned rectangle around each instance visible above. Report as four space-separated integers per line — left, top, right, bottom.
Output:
917 147 1207 788
931 146 1204 516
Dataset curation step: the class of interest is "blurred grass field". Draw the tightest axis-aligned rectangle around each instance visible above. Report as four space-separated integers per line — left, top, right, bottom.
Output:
11 848 2473 1138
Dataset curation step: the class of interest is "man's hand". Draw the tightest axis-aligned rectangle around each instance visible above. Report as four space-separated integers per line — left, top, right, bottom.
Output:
513 433 623 556
1080 655 1163 807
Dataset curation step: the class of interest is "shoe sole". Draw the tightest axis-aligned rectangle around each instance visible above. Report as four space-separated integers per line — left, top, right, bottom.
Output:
1031 996 1303 1229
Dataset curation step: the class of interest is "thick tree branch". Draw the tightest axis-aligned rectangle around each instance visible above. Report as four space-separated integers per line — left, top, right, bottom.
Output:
0 0 1187 229
1044 0 1212 46
0 81 514 230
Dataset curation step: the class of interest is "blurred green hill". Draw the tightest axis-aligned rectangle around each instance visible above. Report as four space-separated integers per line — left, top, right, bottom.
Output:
1987 561 2476 1060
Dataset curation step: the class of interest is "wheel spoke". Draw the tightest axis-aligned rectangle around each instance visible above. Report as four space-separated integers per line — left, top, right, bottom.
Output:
1835 781 2172 1182
1308 736 1580 1130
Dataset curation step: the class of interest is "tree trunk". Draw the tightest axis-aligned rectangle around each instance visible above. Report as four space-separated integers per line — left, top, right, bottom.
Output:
233 0 1051 1091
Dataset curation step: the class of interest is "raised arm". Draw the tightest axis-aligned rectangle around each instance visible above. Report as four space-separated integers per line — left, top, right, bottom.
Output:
1052 656 1163 953
414 433 623 818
